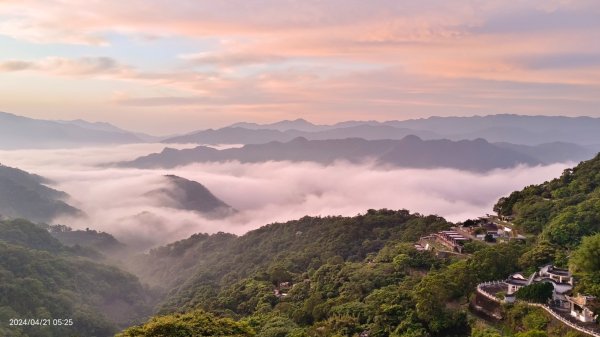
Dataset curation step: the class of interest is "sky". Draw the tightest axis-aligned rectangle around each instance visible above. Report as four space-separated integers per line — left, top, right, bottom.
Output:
1 0 600 134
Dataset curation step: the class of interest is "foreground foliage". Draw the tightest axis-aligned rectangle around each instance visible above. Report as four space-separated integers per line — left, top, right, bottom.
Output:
0 219 152 337
495 153 600 297
116 310 254 337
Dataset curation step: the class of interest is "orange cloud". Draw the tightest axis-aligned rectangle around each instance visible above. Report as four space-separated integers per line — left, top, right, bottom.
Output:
2 0 600 131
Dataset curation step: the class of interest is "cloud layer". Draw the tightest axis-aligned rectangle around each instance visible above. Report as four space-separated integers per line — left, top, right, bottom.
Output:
0 144 570 249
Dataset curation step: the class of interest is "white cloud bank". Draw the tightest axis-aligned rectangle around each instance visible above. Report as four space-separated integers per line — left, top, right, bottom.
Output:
0 144 570 249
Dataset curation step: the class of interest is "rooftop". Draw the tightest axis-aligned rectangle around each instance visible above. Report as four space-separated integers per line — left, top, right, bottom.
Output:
547 266 571 277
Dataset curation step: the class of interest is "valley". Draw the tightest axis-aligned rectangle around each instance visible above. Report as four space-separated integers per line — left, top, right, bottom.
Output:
0 113 598 337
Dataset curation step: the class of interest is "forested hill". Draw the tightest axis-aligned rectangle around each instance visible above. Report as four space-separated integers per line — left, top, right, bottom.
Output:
145 175 236 217
130 210 446 291
119 157 600 336
0 164 81 223
494 152 600 246
124 209 543 337
129 210 451 307
0 219 153 337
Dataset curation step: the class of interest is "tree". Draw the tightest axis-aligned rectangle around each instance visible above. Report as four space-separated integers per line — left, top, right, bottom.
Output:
463 219 477 227
471 326 502 337
514 331 547 337
570 233 600 274
269 265 292 286
116 310 255 337
515 283 553 303
522 310 549 331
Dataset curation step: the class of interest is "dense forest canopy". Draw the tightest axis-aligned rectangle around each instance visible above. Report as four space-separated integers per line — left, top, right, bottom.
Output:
493 153 600 299
494 153 600 246
124 210 530 336
0 219 153 337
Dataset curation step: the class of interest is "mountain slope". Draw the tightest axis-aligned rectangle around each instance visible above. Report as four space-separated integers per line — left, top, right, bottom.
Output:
123 136 541 171
58 119 162 142
163 127 291 144
127 210 451 309
123 210 522 336
118 158 600 337
388 114 600 145
146 175 236 217
229 118 323 132
494 152 600 246
216 114 600 146
0 219 153 337
494 141 595 164
0 111 144 149
163 124 440 145
48 225 126 254
0 165 81 222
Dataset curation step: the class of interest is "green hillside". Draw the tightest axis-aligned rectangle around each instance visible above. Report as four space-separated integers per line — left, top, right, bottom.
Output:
0 165 81 223
494 154 600 299
495 153 600 246
116 310 254 337
132 210 450 312
125 210 524 337
118 156 600 337
0 219 153 337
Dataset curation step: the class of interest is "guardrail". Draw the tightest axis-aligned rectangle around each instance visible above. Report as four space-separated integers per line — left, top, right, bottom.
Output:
528 303 600 337
476 280 505 303
475 281 600 337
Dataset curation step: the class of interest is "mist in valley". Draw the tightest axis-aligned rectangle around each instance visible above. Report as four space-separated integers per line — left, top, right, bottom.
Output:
0 144 571 250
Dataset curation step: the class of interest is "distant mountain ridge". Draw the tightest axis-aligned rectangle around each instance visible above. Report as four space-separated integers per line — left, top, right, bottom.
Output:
230 118 324 132
57 119 162 142
494 142 594 164
165 114 600 147
0 111 150 149
4 111 600 149
121 136 549 172
163 124 441 145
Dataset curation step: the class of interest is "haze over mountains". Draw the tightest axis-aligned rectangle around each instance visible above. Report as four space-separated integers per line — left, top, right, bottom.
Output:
56 119 160 142
167 115 600 147
2 112 597 336
0 162 235 231
4 111 600 154
146 175 236 218
0 111 145 149
121 136 589 172
0 165 81 222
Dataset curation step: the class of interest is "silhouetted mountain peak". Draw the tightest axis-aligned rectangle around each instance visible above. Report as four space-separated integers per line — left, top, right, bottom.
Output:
290 136 310 143
123 137 543 172
161 147 179 153
144 175 235 218
401 135 423 143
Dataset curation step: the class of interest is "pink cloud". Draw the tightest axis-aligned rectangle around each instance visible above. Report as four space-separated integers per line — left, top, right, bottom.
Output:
2 0 600 130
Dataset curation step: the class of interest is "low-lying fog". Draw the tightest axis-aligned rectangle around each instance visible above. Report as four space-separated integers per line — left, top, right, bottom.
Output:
0 144 570 249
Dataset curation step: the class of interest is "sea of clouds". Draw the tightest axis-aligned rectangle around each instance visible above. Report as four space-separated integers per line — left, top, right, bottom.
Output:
0 143 571 249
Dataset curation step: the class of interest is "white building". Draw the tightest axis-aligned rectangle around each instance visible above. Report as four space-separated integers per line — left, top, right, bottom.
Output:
566 294 598 323
505 265 573 309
